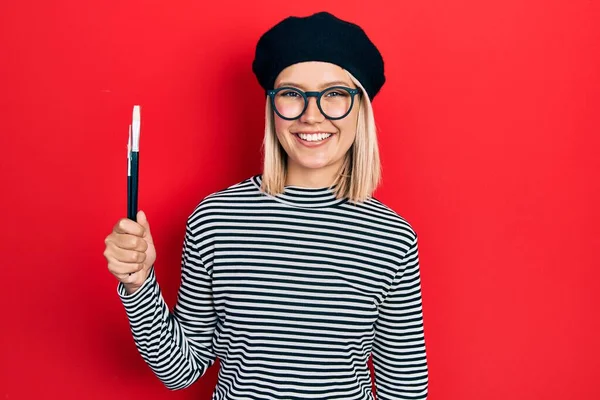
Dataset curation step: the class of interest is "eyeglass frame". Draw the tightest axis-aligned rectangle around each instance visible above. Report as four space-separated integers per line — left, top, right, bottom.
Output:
266 86 361 121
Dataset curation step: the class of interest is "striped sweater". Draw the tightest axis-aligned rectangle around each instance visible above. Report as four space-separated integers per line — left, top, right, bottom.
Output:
118 174 429 399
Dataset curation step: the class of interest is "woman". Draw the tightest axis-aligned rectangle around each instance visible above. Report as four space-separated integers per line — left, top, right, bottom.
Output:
103 11 429 400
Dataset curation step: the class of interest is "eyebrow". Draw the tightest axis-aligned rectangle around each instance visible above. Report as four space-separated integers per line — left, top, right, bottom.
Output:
275 80 354 90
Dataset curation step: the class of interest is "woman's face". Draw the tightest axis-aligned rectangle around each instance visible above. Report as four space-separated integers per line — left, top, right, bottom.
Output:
273 61 359 175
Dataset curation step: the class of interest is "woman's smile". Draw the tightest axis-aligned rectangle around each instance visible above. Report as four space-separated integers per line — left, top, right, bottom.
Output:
293 131 336 147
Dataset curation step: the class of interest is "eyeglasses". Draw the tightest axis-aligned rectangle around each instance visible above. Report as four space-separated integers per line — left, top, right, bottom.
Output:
267 86 361 121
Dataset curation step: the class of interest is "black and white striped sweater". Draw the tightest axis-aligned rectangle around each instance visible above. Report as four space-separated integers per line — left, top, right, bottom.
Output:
118 174 428 399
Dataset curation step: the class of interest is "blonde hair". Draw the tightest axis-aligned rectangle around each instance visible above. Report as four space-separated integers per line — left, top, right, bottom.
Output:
260 70 381 204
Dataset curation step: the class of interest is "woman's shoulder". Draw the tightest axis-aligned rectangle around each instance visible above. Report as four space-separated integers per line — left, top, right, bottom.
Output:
205 174 261 199
187 174 262 214
355 195 418 245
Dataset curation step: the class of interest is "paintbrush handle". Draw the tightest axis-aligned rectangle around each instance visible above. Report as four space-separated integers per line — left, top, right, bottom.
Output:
127 175 133 220
130 152 139 222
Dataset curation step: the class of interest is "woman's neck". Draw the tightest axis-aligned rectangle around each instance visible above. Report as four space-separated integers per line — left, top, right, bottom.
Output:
285 161 341 188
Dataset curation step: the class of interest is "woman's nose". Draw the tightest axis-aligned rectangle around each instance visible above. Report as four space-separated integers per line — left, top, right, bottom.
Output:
300 96 325 123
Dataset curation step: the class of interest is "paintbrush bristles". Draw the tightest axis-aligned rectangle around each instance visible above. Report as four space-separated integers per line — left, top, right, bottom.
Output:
131 105 141 151
132 105 140 122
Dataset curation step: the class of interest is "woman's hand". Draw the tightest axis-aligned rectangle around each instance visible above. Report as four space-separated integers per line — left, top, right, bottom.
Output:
103 210 156 295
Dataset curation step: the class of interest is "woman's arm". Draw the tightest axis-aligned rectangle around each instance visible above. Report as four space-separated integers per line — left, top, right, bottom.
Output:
372 235 429 399
117 220 217 390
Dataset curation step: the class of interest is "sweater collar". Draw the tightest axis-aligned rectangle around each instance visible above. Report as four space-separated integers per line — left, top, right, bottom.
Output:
251 174 348 208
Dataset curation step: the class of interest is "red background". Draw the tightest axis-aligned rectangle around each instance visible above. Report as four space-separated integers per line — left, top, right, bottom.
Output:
1 0 599 399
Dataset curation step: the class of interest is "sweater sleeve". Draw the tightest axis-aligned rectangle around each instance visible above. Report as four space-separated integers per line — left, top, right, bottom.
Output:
116 219 217 390
372 235 429 399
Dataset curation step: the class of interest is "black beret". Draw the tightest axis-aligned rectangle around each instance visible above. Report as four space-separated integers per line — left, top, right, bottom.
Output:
252 11 386 100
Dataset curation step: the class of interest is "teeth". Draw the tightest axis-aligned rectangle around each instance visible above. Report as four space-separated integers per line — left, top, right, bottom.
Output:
297 132 333 142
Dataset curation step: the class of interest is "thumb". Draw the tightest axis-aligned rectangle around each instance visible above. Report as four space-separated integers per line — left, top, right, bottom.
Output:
137 210 152 240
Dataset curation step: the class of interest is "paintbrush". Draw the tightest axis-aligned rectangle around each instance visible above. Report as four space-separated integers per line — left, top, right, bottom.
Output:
127 124 132 220
128 106 141 222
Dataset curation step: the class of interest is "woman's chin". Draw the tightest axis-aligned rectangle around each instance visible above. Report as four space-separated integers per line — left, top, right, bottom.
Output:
291 157 332 170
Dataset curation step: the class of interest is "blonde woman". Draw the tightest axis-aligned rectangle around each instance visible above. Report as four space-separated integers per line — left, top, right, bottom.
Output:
103 11 428 400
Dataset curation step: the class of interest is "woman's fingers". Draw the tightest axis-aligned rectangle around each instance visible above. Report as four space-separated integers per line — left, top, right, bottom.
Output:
105 232 148 252
105 241 147 263
113 217 146 238
105 255 145 275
